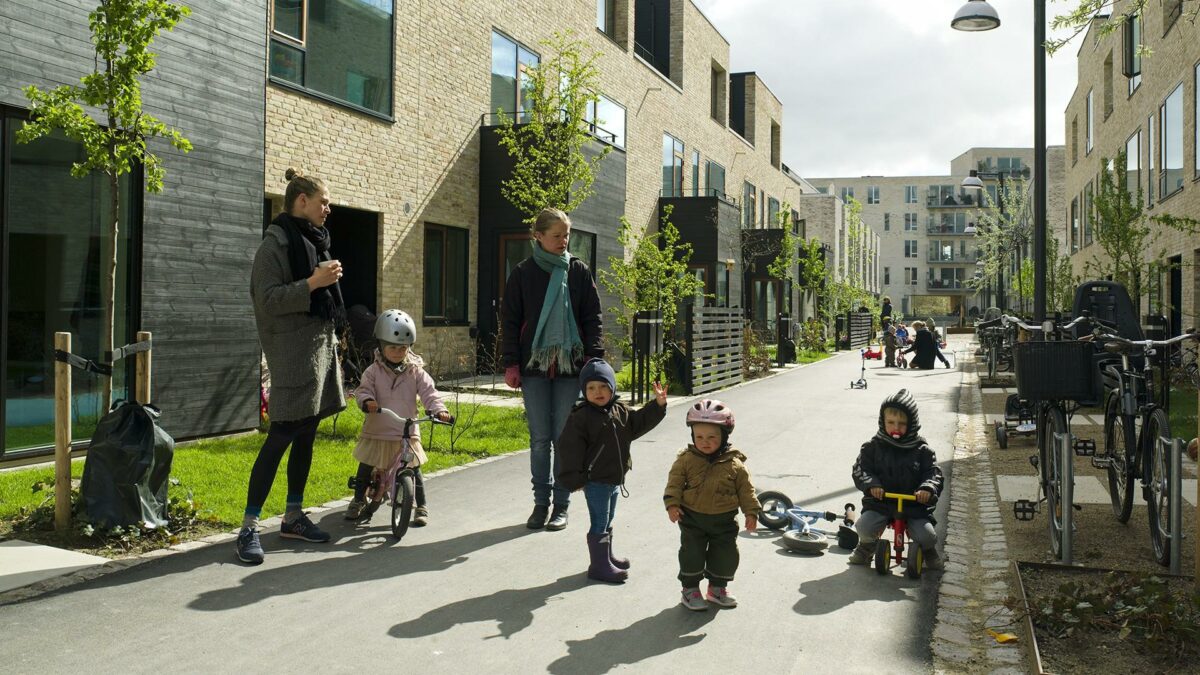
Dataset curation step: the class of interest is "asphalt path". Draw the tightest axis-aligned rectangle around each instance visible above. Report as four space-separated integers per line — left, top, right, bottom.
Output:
0 343 964 674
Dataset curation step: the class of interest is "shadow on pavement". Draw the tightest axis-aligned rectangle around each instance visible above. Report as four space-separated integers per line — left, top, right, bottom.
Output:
546 605 719 675
188 519 533 612
389 573 587 641
792 565 913 615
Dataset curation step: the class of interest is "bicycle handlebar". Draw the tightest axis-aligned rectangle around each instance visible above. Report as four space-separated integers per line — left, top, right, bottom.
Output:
1092 329 1200 354
999 314 1090 333
375 408 456 426
883 492 917 509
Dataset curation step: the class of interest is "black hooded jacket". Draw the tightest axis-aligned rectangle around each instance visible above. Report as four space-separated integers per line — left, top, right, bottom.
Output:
851 390 944 520
500 255 604 378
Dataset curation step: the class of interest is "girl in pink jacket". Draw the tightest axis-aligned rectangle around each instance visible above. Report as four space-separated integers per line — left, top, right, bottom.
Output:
346 310 450 526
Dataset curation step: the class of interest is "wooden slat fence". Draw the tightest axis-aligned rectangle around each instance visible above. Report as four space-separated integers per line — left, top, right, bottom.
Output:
847 311 872 348
684 306 743 395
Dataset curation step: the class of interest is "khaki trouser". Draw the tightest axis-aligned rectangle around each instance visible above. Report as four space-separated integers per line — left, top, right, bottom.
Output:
677 508 741 588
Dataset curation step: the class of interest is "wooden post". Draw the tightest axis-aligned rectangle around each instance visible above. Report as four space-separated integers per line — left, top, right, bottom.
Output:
54 332 72 531
135 330 152 404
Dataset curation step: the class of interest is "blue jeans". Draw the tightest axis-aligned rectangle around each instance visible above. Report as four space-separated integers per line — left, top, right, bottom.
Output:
583 481 619 534
521 375 578 507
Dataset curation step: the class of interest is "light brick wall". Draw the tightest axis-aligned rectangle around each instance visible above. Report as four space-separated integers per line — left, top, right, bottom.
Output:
265 0 835 373
1064 1 1199 330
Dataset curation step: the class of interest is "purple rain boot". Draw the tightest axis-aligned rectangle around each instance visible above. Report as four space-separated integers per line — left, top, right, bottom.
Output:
606 528 630 570
587 533 628 583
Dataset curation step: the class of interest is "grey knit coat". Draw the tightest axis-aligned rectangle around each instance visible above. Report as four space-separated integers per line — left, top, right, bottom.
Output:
251 223 346 423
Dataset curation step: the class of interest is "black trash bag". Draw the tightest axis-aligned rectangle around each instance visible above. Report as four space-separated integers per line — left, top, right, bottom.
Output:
79 400 175 529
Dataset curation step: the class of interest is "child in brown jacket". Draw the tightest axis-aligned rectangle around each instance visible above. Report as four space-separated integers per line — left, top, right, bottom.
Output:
664 399 759 611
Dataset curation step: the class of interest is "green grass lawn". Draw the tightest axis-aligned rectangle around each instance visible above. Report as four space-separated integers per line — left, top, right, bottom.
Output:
0 402 529 526
797 349 833 365
1169 385 1198 441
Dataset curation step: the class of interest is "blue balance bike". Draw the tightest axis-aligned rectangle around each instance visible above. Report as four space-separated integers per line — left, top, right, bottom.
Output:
757 491 859 554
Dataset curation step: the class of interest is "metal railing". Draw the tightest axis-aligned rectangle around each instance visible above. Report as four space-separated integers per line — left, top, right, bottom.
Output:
927 224 974 235
926 279 969 290
927 251 979 263
926 194 980 208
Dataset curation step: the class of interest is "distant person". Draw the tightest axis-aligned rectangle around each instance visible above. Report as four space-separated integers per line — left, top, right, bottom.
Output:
849 390 945 570
880 297 893 325
346 309 451 527
240 168 346 565
882 318 897 367
556 359 667 583
902 320 951 369
501 207 604 531
665 400 760 610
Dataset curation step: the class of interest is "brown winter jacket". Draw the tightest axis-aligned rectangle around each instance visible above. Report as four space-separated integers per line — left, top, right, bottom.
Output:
556 398 667 491
664 446 760 517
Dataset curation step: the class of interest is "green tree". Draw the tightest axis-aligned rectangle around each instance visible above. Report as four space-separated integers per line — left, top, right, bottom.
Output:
19 0 192 407
766 202 799 283
598 205 703 380
1048 1 1198 56
972 176 1032 310
493 31 611 223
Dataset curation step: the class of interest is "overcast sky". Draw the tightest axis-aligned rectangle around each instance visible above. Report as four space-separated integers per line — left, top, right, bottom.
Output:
691 0 1081 178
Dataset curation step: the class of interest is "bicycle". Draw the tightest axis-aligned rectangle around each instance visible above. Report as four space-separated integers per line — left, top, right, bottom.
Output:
757 491 859 554
1091 326 1200 566
346 408 454 540
1002 313 1097 562
870 492 930 579
977 318 1013 379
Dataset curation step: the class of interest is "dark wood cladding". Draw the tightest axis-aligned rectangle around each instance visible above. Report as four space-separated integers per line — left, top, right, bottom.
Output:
0 0 267 443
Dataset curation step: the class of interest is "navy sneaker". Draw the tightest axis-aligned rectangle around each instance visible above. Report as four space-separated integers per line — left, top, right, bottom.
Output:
236 527 264 565
279 513 332 543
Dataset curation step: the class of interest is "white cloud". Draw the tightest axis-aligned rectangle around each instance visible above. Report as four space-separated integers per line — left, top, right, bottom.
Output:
691 0 1079 178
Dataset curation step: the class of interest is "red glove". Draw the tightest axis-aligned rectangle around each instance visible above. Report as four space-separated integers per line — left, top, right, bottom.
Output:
504 365 521 389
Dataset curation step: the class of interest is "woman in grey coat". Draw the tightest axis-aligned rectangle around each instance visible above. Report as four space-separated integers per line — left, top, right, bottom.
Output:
237 168 347 565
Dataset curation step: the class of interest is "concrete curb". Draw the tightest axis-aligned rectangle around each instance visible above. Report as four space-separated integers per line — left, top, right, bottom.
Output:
933 349 1023 673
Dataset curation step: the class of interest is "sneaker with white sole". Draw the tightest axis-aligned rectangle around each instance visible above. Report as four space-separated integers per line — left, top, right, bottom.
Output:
680 587 707 611
279 513 331 543
236 527 264 565
706 585 737 608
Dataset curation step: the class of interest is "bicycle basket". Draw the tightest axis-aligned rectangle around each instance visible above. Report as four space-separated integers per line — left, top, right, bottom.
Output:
1012 340 1099 403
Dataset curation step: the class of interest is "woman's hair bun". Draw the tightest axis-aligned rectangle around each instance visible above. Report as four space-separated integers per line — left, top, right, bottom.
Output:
285 167 301 181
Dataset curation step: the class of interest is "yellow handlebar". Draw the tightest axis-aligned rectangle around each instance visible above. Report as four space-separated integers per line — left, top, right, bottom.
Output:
883 492 917 509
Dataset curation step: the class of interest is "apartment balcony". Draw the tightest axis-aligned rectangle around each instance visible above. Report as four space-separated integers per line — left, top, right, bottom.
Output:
925 193 981 208
927 251 979 264
926 279 971 292
926 223 975 235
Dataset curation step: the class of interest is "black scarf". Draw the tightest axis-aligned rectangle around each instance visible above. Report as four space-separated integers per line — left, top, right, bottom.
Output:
274 212 346 329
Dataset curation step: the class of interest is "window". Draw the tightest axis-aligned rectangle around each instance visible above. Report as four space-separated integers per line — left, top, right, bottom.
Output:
1124 11 1142 94
710 62 727 124
905 267 918 285
269 0 395 116
1071 116 1078 165
597 0 615 37
690 150 699 196
424 225 469 322
904 213 918 231
634 0 672 81
884 267 891 285
1085 89 1094 154
767 197 780 228
705 160 726 199
792 210 804 237
1147 113 1155 204
883 213 890 231
569 229 596 270
866 185 880 204
662 132 683 197
904 240 918 258
1083 182 1094 246
3 115 139 454
1159 84 1183 198
1125 131 1140 200
743 182 756 228
839 186 854 203
770 121 781 168
1103 52 1114 118
1070 196 1080 252
1196 62 1200 178
715 264 729 307
491 31 539 122
904 185 918 204
586 94 626 148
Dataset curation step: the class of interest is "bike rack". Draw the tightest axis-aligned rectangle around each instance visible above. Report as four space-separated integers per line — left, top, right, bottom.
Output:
1055 429 1074 565
1158 436 1184 575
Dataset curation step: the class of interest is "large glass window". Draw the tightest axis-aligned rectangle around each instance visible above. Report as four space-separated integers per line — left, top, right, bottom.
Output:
867 185 880 204
2 114 138 456
569 229 596 270
1125 131 1140 200
1085 89 1094 153
1196 62 1200 178
904 240 918 258
690 150 700 196
767 197 780 228
904 185 917 204
586 93 625 148
1147 113 1155 204
1159 84 1183 198
1070 196 1079 252
839 186 854 203
269 0 394 116
597 0 615 36
423 224 469 323
904 213 918 231
705 160 726 199
1124 11 1142 94
1083 182 1094 246
491 31 539 122
743 181 756 228
662 133 683 197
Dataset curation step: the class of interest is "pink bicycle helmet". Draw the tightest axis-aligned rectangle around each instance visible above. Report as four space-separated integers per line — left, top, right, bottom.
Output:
686 399 735 430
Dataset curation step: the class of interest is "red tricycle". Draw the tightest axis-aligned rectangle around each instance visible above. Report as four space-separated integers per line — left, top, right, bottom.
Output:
873 492 928 579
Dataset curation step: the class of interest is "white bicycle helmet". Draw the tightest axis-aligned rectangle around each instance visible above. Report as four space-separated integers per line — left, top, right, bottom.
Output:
686 399 735 430
374 309 416 346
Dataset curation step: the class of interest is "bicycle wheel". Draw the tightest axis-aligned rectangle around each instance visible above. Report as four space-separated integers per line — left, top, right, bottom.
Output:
391 472 415 540
996 347 1012 373
1041 405 1068 559
756 491 793 531
1103 392 1135 523
905 543 923 579
873 539 891 575
782 530 829 553
1144 408 1172 566
987 343 998 379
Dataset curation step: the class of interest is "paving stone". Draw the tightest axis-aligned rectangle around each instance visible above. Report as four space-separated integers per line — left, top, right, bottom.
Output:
941 583 971 598
982 542 1007 552
937 609 974 628
933 642 975 665
939 595 967 609
980 558 1009 570
941 571 968 586
934 622 972 645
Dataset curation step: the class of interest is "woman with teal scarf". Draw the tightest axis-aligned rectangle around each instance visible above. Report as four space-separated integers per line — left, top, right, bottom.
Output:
501 208 604 531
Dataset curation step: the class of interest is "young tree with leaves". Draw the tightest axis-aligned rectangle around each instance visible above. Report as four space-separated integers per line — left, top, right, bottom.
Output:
19 0 192 408
1048 1 1198 55
494 31 611 223
972 176 1032 311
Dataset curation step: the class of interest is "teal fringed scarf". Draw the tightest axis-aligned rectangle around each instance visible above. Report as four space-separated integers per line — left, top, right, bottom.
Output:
527 242 584 374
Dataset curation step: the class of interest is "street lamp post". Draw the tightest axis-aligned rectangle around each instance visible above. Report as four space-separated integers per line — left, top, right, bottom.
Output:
953 0 1047 320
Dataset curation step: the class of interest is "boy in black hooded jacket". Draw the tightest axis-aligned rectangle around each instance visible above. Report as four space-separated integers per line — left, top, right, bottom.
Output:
849 389 945 569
